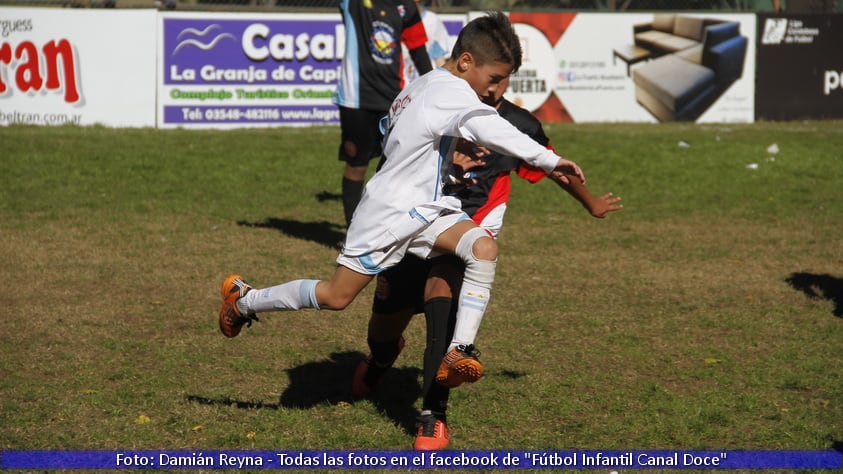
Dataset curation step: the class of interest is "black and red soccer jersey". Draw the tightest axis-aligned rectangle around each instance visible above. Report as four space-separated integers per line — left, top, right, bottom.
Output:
333 0 428 112
452 98 550 235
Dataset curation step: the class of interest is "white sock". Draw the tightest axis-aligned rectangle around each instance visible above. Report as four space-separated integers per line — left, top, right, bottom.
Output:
237 279 320 314
450 227 497 351
449 279 490 350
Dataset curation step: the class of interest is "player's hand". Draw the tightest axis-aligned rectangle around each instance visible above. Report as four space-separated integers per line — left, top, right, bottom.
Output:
454 138 489 172
588 192 623 218
450 152 479 187
452 151 485 177
551 159 585 185
450 138 488 187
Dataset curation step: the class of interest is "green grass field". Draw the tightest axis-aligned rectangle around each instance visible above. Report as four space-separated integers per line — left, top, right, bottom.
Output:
1 122 842 469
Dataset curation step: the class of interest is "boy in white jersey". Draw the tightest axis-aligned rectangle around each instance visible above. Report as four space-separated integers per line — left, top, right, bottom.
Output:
218 11 585 388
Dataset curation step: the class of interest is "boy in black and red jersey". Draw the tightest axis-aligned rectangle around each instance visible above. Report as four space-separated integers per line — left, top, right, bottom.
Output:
353 76 623 450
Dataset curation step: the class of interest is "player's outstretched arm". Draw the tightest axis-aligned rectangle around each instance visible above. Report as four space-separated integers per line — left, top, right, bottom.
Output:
550 172 623 218
549 158 585 185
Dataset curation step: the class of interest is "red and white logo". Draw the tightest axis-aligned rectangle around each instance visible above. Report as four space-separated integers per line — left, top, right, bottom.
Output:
0 38 81 104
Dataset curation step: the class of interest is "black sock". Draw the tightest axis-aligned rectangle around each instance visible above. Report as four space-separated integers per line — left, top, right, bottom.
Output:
342 177 364 228
363 337 402 387
421 297 454 414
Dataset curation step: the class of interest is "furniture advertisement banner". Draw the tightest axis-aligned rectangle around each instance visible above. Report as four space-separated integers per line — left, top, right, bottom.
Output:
503 12 756 123
0 7 157 127
756 13 843 120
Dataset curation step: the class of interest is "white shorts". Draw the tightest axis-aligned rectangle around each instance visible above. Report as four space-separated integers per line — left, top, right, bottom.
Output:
336 211 470 275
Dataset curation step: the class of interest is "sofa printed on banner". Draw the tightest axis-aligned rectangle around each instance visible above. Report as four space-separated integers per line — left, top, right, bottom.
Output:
621 14 748 122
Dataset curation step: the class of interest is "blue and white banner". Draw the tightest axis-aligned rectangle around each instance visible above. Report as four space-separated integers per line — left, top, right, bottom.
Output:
1 450 840 469
158 12 344 128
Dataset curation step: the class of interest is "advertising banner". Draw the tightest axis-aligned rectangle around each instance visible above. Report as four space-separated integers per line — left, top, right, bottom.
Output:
0 8 157 127
158 12 342 129
756 13 843 120
501 12 756 123
2 9 762 128
157 12 467 129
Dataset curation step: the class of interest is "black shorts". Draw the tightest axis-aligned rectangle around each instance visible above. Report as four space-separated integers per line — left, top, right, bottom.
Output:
371 254 464 315
338 106 385 167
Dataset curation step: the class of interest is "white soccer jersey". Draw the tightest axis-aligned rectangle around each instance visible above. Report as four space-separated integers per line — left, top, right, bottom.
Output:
342 68 561 260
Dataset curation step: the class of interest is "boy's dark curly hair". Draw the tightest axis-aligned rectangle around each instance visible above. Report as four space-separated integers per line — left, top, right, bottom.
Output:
450 11 523 73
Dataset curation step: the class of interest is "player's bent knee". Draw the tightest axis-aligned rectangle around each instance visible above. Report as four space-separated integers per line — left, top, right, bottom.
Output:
455 227 497 289
425 276 455 299
342 140 358 158
456 227 497 261
472 235 498 261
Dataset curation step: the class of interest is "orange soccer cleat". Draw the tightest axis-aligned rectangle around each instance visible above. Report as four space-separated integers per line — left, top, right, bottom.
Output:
435 344 483 388
413 413 449 450
218 274 258 338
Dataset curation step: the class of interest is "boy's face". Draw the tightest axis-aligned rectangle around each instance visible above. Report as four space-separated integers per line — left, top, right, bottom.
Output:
463 58 514 106
482 75 510 108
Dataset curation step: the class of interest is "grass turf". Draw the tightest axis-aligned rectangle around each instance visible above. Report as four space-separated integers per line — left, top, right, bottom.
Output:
0 122 841 460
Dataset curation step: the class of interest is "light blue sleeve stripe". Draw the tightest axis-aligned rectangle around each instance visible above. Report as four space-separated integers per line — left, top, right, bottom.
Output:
337 3 360 109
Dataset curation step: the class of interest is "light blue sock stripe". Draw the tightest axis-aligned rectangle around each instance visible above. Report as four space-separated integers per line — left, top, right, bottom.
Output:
462 300 487 311
462 294 489 311
300 279 320 310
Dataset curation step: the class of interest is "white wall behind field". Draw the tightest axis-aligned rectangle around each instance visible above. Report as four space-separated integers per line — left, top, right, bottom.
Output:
0 7 786 127
1 8 157 127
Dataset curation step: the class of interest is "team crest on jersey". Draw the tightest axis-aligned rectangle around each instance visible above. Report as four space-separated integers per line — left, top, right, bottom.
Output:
369 21 397 64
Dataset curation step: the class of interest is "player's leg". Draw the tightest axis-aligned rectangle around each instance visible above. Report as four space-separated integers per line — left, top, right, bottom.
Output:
218 265 373 338
420 256 462 402
432 220 497 386
352 309 412 399
415 256 462 450
338 107 383 227
342 162 367 228
352 257 427 398
313 266 374 310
